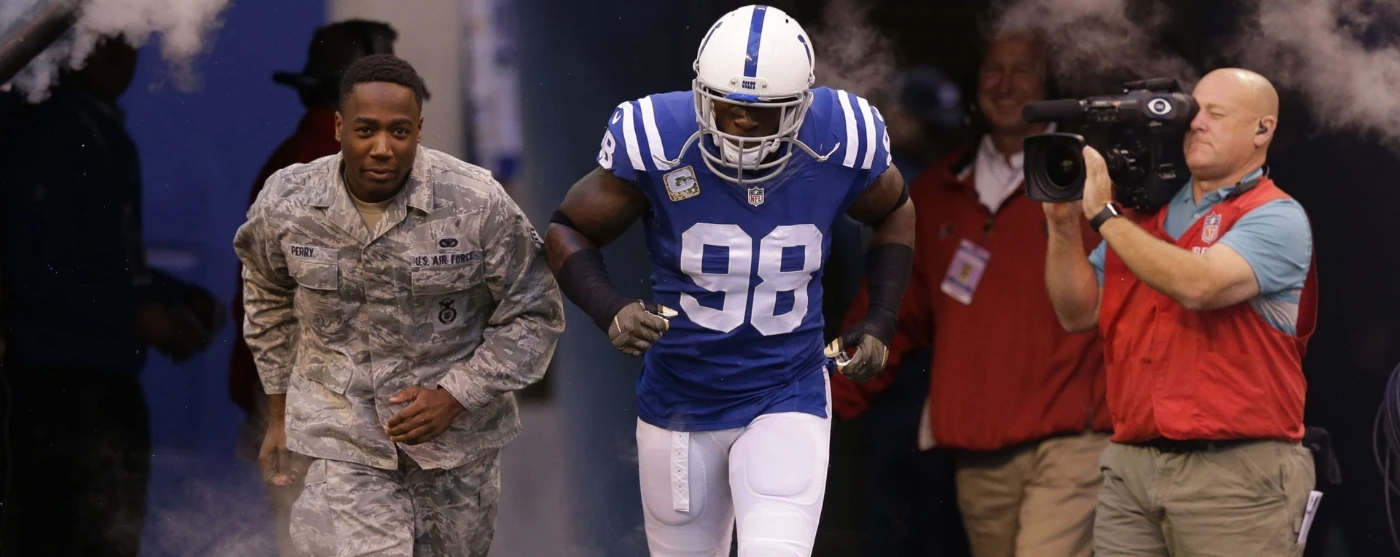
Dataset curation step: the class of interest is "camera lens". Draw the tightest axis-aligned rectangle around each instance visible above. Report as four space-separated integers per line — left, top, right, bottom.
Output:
1045 143 1081 187
1023 132 1086 204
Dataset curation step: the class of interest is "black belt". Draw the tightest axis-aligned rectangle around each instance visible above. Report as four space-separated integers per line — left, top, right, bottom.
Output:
1131 438 1266 454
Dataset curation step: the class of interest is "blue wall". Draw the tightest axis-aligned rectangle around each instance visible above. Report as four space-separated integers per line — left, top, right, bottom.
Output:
120 2 325 555
129 0 326 451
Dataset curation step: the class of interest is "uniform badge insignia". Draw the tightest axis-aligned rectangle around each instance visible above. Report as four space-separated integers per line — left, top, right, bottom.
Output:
664 166 701 202
1202 213 1221 244
438 299 458 325
747 186 765 207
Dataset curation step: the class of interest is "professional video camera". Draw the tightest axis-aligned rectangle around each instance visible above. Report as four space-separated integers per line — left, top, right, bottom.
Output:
1021 78 1198 211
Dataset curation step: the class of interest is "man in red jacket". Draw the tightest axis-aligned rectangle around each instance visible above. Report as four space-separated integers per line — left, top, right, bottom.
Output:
229 20 397 557
1044 68 1318 556
834 30 1110 557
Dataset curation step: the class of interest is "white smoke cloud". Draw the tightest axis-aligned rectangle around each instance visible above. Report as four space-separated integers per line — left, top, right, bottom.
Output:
140 456 285 557
990 0 1198 92
808 0 896 100
1230 0 1400 141
992 0 1400 145
145 481 281 556
3 0 230 102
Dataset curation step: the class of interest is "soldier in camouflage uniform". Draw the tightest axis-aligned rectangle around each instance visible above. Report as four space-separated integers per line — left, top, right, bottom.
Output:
233 54 564 556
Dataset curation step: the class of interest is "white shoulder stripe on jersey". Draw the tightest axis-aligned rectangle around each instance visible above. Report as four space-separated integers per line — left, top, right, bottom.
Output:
638 96 672 171
620 101 645 171
836 90 859 168
873 107 893 167
856 95 877 170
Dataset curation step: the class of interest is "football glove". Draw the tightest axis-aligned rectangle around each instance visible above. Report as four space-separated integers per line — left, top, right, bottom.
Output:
609 301 676 357
825 322 890 382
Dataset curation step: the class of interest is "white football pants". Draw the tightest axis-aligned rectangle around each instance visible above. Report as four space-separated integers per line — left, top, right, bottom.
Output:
635 379 832 557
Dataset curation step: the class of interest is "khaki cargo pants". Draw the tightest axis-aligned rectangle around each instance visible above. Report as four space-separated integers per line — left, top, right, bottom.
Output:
954 432 1111 557
1095 440 1315 557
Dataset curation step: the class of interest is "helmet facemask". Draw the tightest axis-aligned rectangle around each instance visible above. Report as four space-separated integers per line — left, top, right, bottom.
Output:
692 78 813 185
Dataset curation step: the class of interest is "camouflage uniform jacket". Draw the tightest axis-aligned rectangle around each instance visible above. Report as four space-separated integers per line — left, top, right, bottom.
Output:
233 146 564 470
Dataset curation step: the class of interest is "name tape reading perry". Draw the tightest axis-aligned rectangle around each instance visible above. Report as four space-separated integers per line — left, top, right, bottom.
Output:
287 244 336 262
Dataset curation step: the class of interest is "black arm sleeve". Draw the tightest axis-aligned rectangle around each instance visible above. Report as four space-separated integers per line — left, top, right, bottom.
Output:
555 248 632 331
858 242 914 345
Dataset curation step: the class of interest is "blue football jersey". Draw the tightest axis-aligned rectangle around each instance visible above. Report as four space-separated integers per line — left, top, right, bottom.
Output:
596 87 892 432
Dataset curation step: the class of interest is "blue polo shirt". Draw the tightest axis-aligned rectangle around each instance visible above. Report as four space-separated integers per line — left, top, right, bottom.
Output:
1089 168 1313 334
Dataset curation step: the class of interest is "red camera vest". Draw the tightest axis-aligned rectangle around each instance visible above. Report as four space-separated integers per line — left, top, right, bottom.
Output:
1099 177 1317 443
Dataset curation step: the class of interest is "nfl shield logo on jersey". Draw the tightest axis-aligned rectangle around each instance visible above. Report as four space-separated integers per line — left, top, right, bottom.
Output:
747 186 765 207
665 166 701 202
1202 213 1222 243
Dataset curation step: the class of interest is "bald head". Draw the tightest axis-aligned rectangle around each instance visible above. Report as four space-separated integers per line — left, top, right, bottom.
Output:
1184 68 1279 184
1199 68 1279 121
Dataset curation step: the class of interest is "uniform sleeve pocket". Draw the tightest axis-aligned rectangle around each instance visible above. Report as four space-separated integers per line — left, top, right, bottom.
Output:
409 262 483 334
289 259 340 291
287 254 351 392
297 357 352 394
287 255 345 341
410 261 481 295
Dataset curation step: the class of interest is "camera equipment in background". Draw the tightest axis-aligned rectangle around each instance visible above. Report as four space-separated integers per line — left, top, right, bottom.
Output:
1021 78 1198 211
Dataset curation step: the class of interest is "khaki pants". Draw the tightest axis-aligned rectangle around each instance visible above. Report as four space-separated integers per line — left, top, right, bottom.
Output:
955 432 1110 557
1094 440 1316 556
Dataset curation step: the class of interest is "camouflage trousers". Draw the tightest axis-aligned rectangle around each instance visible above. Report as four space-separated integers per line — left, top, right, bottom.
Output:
290 449 502 557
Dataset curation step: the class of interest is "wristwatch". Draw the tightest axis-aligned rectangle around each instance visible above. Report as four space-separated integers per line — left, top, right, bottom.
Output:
1089 202 1124 232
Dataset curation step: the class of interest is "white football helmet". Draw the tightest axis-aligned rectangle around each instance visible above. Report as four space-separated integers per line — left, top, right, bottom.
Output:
689 5 818 184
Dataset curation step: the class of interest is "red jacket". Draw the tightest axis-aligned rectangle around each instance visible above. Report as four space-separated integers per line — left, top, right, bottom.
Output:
1101 177 1317 443
833 148 1111 451
229 108 341 414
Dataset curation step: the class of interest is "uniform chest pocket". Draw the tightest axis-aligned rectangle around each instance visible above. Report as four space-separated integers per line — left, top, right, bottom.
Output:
410 260 483 333
289 256 344 336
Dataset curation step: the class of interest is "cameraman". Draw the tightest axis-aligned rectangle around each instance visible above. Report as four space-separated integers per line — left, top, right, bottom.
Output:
1044 68 1317 555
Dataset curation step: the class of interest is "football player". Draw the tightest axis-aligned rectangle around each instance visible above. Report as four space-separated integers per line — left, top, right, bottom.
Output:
544 5 914 555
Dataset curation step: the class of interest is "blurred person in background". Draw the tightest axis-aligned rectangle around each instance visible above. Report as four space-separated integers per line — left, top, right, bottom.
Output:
834 29 1111 557
821 63 970 557
0 35 224 557
228 19 398 557
824 64 964 334
235 54 563 556
880 65 965 183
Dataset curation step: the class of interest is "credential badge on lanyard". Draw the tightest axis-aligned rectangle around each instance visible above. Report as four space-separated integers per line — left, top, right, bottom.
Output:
940 239 990 305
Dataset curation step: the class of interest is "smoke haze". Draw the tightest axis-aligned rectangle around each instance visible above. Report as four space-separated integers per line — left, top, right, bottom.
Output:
990 0 1198 91
992 0 1400 143
808 0 896 100
3 0 230 102
1230 0 1400 141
